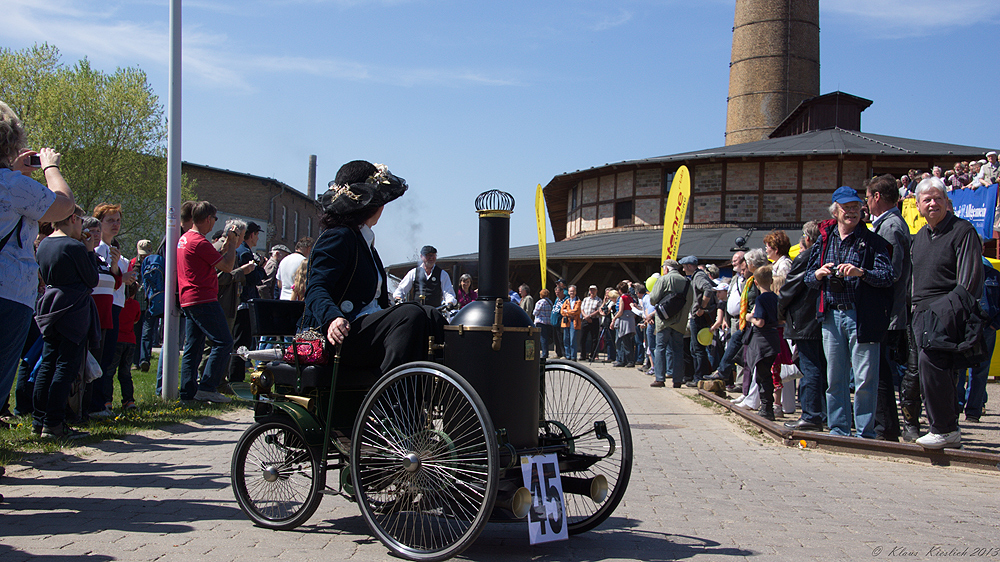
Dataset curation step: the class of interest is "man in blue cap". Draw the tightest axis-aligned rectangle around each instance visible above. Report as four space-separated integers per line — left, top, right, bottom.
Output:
805 186 894 439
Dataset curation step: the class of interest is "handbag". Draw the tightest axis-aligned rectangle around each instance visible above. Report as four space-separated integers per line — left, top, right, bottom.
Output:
283 328 328 365
654 279 690 322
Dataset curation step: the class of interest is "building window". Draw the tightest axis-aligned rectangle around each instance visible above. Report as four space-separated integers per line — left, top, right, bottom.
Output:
662 170 676 195
282 206 287 239
294 211 299 242
615 200 634 227
307 217 312 238
571 185 578 210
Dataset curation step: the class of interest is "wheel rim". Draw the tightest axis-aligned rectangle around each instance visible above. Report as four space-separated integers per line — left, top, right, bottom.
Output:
235 422 319 525
543 360 632 533
353 364 497 560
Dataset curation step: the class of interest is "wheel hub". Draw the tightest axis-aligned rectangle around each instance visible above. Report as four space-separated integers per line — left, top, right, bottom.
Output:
262 465 280 482
401 452 421 472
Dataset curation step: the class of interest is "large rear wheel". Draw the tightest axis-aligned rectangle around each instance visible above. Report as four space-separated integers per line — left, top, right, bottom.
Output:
542 359 632 534
231 417 324 530
351 362 498 562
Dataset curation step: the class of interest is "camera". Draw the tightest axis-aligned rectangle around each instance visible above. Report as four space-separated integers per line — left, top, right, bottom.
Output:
828 269 846 292
27 155 41 167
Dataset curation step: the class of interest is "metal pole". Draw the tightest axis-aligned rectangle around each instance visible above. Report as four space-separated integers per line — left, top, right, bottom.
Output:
161 0 182 400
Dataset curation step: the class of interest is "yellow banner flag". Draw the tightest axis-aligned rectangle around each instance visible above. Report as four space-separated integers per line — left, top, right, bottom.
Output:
535 184 547 288
900 198 928 234
661 166 691 264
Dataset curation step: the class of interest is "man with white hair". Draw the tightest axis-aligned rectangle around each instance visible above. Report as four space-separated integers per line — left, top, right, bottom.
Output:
983 151 999 186
805 186 894 439
910 177 983 449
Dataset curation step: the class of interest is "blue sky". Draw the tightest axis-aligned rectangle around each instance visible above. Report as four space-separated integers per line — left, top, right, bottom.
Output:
4 0 999 266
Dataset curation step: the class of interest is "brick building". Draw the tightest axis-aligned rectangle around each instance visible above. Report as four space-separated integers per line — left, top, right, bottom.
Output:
400 94 993 294
184 162 320 255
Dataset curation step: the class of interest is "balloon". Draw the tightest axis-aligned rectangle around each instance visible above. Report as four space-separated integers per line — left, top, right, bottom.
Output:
645 273 660 293
697 328 713 347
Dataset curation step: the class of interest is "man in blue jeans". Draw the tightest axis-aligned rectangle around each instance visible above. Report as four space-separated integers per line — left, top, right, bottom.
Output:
805 186 894 439
176 201 237 403
650 260 693 388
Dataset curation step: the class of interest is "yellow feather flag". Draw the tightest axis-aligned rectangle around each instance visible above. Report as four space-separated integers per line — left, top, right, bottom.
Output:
661 166 691 264
535 184 547 288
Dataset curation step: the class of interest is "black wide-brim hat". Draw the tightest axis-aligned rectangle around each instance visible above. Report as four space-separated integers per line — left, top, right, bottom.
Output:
319 163 408 216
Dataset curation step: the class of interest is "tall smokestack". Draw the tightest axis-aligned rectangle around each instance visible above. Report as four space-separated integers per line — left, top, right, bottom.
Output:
307 154 317 200
475 190 514 301
725 0 820 145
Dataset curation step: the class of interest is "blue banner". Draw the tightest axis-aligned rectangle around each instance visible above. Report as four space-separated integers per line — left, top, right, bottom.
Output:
949 183 997 240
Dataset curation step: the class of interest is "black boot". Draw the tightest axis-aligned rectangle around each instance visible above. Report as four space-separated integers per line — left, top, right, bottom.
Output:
758 403 775 421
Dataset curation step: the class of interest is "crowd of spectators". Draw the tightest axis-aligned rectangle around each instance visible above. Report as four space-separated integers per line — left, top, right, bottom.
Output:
2 93 995 451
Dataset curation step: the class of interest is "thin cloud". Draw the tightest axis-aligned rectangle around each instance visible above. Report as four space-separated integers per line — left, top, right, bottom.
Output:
589 9 633 31
2 0 515 91
248 56 520 87
824 0 999 36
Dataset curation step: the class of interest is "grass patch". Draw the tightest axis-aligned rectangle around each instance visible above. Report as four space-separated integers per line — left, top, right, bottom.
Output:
0 353 245 467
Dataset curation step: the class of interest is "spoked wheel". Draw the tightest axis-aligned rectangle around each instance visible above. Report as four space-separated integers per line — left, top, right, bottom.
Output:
542 359 632 534
231 417 325 530
351 362 498 562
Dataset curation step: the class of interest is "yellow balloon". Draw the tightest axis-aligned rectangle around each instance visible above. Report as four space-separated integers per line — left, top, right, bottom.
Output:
697 328 713 347
645 273 660 293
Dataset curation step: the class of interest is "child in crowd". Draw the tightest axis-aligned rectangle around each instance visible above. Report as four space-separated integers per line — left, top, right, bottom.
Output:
746 265 781 421
110 283 141 411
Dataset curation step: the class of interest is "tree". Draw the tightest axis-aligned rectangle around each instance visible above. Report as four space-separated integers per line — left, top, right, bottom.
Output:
0 43 195 254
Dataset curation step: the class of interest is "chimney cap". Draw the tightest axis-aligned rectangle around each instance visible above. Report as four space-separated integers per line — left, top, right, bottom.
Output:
475 190 515 216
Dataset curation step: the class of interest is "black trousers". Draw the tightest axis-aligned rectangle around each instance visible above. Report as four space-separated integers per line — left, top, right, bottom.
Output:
875 329 905 440
753 355 777 409
901 325 923 431
34 333 87 430
581 320 599 360
229 306 252 383
918 348 961 435
552 320 564 358
340 303 446 375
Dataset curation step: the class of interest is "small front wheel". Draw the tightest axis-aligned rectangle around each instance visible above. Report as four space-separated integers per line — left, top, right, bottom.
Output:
231 417 325 530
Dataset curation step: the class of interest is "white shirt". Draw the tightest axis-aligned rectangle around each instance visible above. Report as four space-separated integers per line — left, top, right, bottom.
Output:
392 264 457 306
277 252 307 300
0 168 55 308
96 240 130 307
354 224 383 319
726 274 746 317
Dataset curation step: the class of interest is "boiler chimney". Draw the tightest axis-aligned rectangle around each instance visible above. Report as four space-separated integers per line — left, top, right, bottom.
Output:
475 190 515 301
725 0 820 145
307 154 317 200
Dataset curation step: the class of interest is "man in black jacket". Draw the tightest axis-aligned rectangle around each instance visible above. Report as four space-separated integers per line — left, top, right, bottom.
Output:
778 221 826 431
867 174 913 442
911 177 983 449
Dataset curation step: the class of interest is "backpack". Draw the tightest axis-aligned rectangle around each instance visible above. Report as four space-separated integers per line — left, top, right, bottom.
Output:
980 257 1000 331
654 278 690 322
141 254 165 317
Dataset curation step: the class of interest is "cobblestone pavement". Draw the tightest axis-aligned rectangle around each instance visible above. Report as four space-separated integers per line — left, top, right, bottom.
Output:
2 363 999 562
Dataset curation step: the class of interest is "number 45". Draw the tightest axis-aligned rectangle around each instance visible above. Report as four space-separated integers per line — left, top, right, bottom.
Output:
528 461 563 534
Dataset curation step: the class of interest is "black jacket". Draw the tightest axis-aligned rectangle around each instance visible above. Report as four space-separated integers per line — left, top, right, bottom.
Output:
300 226 388 331
777 246 821 341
